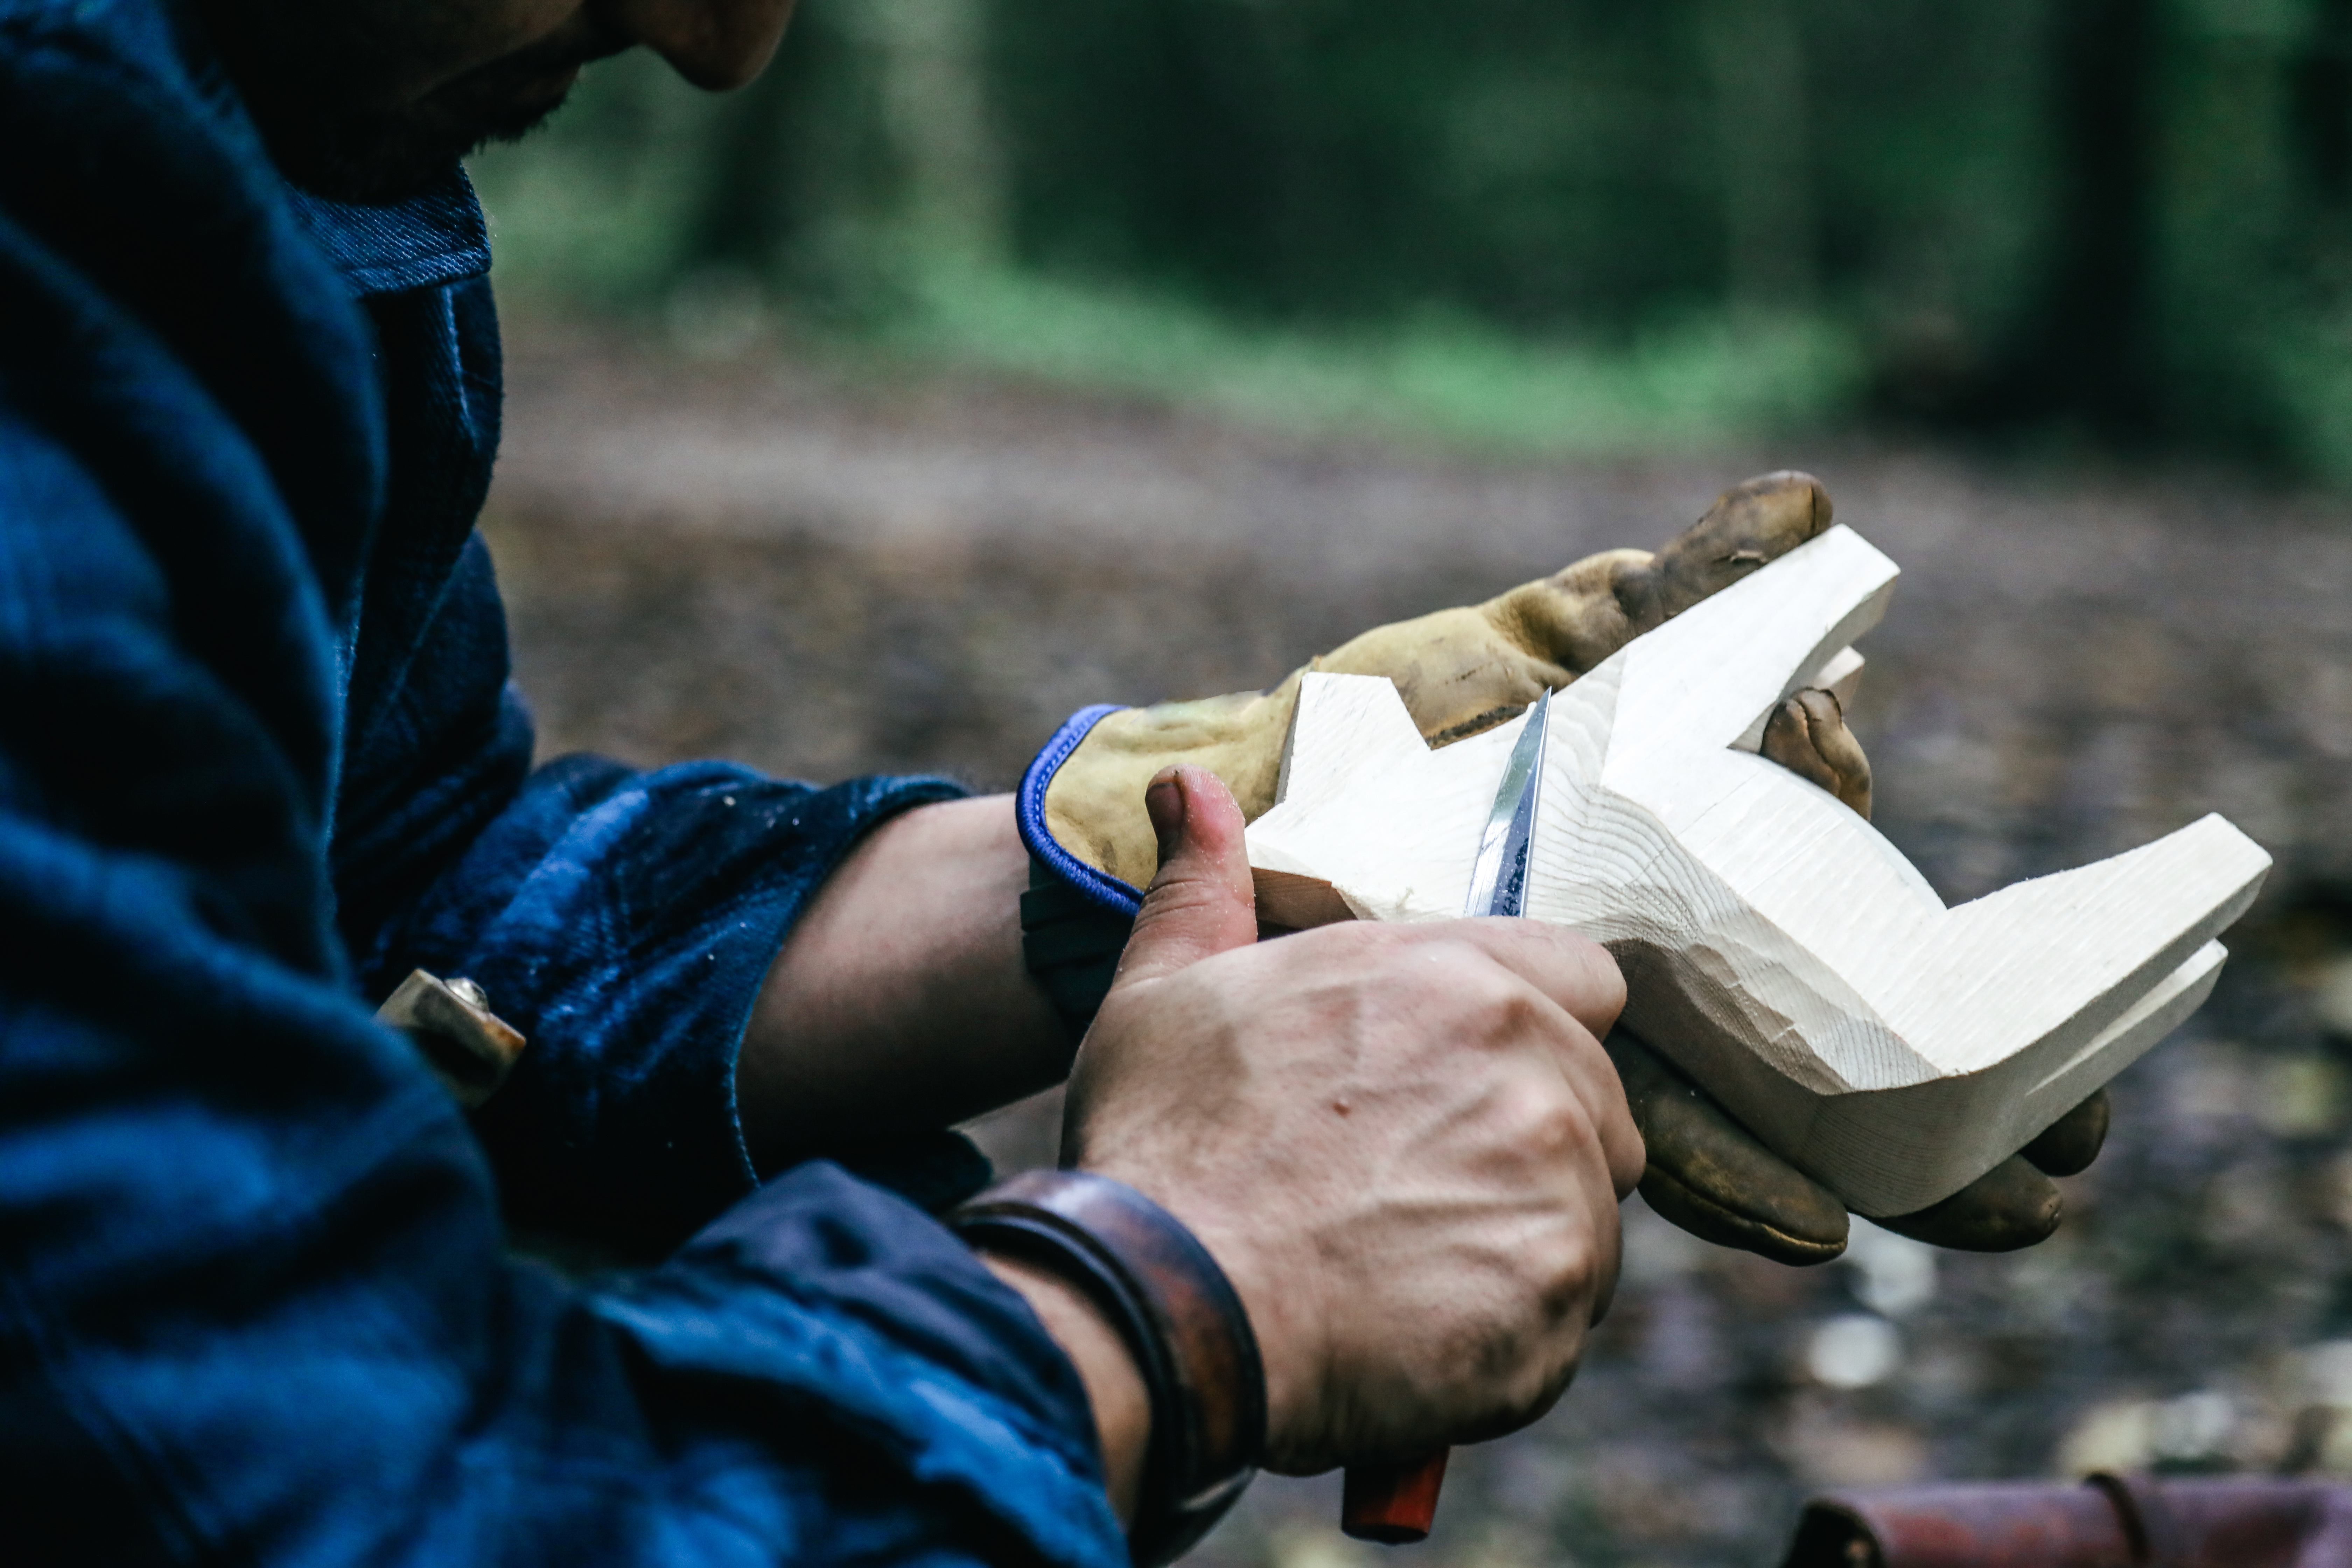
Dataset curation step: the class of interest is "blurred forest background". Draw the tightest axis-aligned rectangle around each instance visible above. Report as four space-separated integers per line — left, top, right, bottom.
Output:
474 0 2352 470
469 4 2352 1566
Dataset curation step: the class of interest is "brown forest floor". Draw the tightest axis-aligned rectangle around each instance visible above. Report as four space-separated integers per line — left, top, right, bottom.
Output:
488 318 2352 1568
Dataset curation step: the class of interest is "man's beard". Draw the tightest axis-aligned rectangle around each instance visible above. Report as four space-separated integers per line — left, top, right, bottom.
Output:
288 55 583 202
203 0 626 202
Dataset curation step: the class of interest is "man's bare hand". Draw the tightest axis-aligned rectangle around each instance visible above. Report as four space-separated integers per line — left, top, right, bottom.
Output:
1063 766 1643 1475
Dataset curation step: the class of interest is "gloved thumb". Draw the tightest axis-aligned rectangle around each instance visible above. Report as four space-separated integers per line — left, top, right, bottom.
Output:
1108 765 1260 992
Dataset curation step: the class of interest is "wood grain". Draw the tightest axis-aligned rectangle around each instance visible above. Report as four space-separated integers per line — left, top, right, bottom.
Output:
1247 526 2272 1216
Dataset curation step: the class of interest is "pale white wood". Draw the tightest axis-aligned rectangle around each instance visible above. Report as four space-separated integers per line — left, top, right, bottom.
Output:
1246 526 2271 1215
1731 645 1863 753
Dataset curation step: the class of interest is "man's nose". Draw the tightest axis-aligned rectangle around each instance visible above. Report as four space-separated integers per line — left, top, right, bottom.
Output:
610 0 798 90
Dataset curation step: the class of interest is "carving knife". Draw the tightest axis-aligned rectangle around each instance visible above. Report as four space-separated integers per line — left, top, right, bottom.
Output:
1340 688 1553 1545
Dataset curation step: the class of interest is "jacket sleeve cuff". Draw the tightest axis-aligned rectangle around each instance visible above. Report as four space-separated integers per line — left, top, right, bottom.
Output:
405 758 967 1252
595 1161 1130 1568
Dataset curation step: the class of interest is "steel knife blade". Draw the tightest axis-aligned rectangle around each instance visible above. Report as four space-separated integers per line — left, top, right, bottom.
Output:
1462 689 1552 919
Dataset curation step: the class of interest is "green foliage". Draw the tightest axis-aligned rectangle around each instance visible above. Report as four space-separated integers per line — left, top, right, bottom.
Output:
882 259 1864 454
469 0 2352 472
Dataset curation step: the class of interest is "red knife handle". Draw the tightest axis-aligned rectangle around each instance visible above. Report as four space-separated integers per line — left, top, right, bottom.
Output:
1341 1450 1450 1544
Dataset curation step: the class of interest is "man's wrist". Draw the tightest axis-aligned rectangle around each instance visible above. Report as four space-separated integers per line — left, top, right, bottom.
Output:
741 795 1068 1169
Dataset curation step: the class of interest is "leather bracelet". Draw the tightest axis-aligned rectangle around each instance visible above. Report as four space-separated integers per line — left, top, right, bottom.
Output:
949 1170 1265 1566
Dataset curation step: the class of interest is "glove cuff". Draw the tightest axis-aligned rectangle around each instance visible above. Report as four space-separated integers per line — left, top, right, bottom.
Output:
1020 706 1147 1043
1017 703 1148 918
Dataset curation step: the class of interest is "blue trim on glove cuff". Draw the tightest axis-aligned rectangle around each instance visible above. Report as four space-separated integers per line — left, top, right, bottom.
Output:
1017 704 1147 917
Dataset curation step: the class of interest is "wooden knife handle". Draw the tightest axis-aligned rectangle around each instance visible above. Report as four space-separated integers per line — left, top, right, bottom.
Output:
1341 1450 1450 1543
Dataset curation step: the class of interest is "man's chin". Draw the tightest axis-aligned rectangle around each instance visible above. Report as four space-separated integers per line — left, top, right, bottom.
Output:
271 86 573 204
203 0 614 202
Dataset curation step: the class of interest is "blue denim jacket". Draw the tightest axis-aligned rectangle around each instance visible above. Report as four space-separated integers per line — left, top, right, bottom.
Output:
0 0 1124 1560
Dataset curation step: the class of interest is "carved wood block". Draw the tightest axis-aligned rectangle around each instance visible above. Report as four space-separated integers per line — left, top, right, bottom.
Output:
1247 525 2271 1215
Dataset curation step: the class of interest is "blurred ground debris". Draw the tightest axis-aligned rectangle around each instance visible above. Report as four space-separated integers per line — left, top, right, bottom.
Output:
488 322 2352 1566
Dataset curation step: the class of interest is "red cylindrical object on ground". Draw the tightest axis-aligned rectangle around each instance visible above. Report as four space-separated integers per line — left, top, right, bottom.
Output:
1779 1474 2352 1568
1341 1451 1451 1544
1783 1482 2134 1567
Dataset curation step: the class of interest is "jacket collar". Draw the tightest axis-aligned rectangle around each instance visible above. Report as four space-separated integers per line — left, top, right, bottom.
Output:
282 164 490 298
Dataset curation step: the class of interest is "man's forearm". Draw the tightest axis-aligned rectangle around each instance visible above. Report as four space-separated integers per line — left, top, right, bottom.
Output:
739 794 1070 1171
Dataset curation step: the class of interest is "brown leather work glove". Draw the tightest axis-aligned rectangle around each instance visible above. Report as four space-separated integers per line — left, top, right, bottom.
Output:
1017 471 2107 1265
1039 472 1856 890
1614 1032 2111 1264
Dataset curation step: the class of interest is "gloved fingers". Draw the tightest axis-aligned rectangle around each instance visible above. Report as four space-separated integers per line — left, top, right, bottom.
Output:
1606 1030 1849 1266
1641 470 1836 620
1612 1027 2085 1261
1875 1155 2064 1252
1876 1094 2101 1252
1759 688 1874 819
1468 470 1834 719
2019 1087 2110 1177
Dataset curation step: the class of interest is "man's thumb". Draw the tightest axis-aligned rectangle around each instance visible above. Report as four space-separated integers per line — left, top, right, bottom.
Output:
1110 765 1259 991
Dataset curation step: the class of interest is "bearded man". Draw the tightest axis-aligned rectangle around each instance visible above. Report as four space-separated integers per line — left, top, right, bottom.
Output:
0 0 2100 1560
